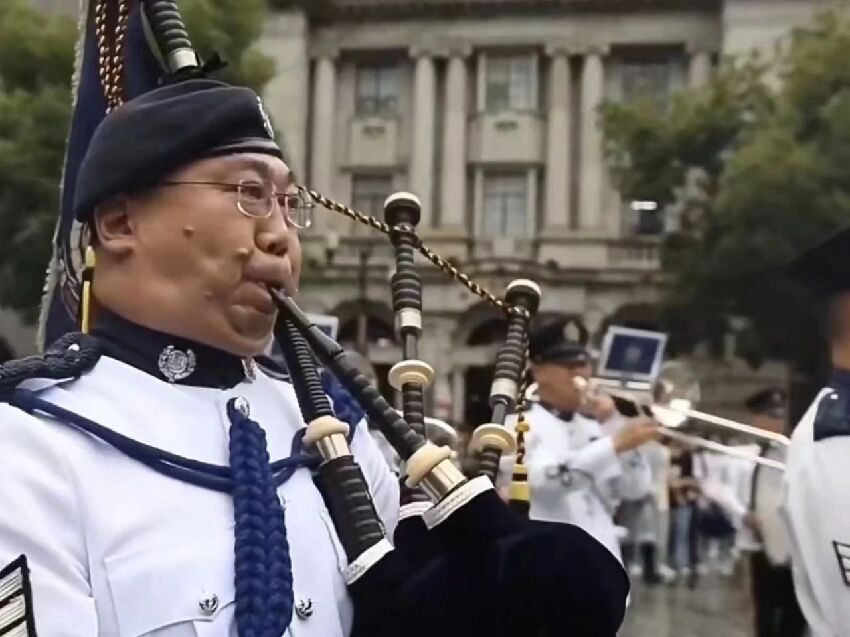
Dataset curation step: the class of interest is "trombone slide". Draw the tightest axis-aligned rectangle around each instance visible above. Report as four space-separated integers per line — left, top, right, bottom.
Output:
658 427 785 471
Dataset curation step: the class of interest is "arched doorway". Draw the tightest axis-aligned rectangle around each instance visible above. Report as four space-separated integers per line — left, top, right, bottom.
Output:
0 337 14 364
338 314 398 405
332 299 400 406
463 316 507 428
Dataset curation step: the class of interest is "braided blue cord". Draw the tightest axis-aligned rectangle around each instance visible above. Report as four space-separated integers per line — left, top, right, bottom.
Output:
11 389 316 493
227 399 293 637
320 368 366 433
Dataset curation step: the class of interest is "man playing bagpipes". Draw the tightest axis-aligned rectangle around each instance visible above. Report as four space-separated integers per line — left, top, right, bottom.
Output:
0 1 631 635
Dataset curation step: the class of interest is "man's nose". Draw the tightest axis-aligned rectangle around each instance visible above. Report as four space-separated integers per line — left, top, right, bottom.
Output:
255 213 289 256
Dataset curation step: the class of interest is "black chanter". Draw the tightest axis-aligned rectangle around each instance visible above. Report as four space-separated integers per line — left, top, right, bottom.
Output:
139 1 631 634
470 279 541 485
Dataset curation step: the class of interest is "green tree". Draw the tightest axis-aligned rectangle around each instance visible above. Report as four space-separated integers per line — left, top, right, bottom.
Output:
0 0 273 323
0 0 76 322
182 0 275 92
601 11 850 397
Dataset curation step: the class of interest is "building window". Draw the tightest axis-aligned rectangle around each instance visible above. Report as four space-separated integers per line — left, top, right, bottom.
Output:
626 200 665 236
352 175 393 217
621 60 672 104
482 172 528 238
485 54 535 111
356 65 400 116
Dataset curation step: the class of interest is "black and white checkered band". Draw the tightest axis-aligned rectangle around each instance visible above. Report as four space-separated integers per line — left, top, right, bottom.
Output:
833 540 850 588
0 555 36 636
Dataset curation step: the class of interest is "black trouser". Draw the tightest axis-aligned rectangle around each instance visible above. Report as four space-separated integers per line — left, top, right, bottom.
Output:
750 552 805 637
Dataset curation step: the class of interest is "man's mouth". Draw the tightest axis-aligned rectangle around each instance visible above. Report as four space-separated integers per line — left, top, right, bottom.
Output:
240 281 276 315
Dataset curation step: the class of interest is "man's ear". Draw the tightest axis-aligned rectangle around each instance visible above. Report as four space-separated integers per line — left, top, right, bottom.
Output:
92 196 135 257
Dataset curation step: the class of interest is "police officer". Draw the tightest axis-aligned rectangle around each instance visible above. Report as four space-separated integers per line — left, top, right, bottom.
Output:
783 225 850 636
502 317 657 561
0 80 398 635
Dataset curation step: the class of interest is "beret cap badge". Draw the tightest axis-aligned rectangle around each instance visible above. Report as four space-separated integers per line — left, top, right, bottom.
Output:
563 321 581 343
257 96 274 139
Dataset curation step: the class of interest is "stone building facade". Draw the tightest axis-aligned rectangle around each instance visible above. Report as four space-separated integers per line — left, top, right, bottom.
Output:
260 0 838 424
19 0 839 422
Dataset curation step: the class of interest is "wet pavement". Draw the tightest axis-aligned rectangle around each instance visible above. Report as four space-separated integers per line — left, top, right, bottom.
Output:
621 569 751 637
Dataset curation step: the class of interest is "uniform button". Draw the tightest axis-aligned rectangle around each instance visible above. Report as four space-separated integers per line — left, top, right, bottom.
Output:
295 598 313 620
198 591 219 615
234 397 251 418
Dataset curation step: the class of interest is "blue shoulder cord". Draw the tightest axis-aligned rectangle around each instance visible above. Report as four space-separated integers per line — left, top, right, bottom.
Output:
9 368 365 637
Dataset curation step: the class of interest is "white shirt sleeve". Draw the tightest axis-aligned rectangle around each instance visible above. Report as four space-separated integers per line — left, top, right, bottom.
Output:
350 418 401 537
0 405 99 635
782 389 850 636
600 413 652 501
526 428 621 498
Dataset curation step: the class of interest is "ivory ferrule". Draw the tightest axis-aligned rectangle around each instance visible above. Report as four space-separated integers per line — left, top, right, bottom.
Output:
396 308 422 332
315 432 352 461
489 378 518 401
419 458 468 501
167 48 197 71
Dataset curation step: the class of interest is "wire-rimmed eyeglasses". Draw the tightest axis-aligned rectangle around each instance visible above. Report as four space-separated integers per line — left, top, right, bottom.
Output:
160 180 314 229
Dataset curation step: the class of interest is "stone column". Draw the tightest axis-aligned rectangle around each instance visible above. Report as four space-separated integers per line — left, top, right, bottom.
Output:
440 45 470 229
544 45 572 230
578 47 606 231
410 48 437 226
689 50 712 88
451 367 465 424
258 11 309 179
310 50 337 198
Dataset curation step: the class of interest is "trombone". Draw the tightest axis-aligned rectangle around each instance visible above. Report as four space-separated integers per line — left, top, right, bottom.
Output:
555 372 788 471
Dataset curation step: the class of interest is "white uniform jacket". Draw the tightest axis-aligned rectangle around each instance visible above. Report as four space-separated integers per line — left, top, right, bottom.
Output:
782 387 850 637
0 356 400 636
702 443 790 562
500 403 652 561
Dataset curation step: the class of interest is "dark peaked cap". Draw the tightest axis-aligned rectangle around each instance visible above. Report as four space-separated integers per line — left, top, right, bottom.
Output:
528 316 589 365
744 387 787 418
73 79 282 221
787 225 850 299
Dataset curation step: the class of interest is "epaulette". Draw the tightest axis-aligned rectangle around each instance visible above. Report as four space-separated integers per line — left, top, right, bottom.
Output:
0 333 102 402
0 555 37 636
813 389 850 442
255 355 291 383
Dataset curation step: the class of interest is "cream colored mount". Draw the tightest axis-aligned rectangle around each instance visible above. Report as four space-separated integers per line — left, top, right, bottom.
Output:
388 359 435 390
469 423 517 455
505 278 542 297
303 415 350 444
404 443 467 501
303 416 352 460
384 191 421 209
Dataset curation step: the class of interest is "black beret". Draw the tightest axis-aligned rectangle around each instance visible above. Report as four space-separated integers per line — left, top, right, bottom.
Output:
788 225 850 300
745 387 787 418
528 316 589 366
74 79 282 221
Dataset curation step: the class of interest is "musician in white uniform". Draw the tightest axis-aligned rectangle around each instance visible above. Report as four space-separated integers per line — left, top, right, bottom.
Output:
782 225 850 637
708 388 804 637
501 317 657 561
0 80 399 635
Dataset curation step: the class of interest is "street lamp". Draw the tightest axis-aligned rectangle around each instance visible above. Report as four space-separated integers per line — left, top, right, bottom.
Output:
325 231 340 266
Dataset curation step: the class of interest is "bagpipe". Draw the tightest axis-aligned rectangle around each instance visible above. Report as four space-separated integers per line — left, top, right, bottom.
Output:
37 1 630 635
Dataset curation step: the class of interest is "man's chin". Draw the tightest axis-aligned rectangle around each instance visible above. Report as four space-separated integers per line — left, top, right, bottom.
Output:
222 314 276 357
